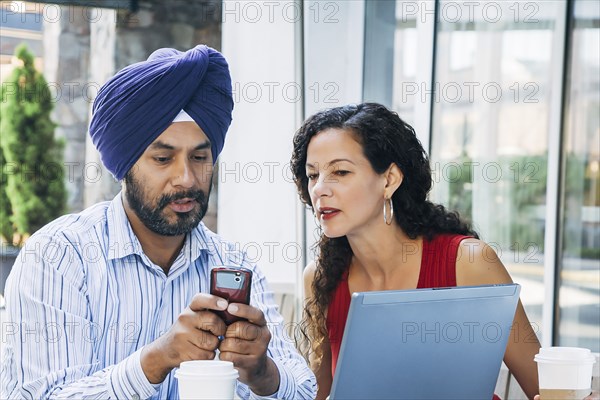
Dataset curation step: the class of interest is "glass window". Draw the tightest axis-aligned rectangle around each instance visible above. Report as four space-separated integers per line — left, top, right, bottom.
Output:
557 0 600 351
429 1 566 343
361 0 598 350
364 0 435 139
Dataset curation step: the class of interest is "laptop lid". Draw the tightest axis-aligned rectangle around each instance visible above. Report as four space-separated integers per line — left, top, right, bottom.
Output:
329 284 521 400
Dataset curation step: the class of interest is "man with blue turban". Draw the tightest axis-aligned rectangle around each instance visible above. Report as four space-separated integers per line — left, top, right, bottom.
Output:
2 45 316 399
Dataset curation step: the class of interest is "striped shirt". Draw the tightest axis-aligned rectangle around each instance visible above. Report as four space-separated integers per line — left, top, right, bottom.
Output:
1 194 316 399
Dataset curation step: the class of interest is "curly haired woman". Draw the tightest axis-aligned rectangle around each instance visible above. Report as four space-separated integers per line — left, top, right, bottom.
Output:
291 103 541 399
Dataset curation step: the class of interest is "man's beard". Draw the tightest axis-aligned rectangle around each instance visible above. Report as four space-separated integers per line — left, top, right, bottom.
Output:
124 171 210 236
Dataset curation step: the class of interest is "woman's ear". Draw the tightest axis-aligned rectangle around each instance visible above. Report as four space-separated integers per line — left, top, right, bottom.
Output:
384 163 403 198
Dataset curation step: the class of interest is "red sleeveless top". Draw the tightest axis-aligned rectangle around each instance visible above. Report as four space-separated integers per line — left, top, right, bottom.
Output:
325 234 502 399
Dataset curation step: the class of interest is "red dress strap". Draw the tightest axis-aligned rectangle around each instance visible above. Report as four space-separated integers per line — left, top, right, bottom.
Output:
326 270 350 376
418 234 472 288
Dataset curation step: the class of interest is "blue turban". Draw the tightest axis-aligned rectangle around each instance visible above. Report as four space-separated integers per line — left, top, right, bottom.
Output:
89 45 233 180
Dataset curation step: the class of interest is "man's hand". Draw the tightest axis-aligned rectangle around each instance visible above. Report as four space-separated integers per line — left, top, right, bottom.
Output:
140 293 228 384
218 303 280 396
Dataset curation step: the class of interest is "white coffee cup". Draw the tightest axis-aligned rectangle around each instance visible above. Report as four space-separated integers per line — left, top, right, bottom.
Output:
175 360 239 400
534 347 596 399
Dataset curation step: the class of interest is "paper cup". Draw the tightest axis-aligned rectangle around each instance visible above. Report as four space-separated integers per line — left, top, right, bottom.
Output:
534 347 595 399
175 360 239 400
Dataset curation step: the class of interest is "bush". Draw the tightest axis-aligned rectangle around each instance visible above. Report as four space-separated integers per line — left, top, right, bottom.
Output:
0 148 14 243
0 44 66 244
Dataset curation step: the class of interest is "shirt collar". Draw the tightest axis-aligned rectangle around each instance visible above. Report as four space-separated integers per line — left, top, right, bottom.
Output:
106 192 212 263
106 192 143 260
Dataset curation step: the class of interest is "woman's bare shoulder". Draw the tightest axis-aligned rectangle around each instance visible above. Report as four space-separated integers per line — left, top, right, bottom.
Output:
456 238 513 286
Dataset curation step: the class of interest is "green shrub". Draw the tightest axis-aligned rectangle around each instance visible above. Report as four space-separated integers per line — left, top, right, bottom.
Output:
0 44 66 244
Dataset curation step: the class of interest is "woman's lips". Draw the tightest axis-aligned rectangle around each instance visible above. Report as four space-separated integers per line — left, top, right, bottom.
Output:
320 208 340 221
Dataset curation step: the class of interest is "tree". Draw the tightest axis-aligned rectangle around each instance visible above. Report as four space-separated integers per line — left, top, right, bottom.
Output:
0 44 66 244
0 147 14 243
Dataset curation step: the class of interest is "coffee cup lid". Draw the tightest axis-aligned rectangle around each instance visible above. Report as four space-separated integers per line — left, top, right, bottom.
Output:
534 347 596 364
175 360 240 378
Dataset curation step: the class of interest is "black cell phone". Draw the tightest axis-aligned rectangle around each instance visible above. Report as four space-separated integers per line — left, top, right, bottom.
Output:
210 266 252 325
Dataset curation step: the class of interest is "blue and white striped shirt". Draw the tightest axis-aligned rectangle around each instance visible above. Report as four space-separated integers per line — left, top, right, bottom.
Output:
1 194 316 399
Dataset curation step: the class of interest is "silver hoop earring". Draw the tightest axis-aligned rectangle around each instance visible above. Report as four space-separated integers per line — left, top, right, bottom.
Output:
383 198 394 225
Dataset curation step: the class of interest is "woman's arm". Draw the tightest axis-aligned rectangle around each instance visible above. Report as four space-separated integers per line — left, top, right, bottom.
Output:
456 238 541 400
304 262 334 399
310 337 333 400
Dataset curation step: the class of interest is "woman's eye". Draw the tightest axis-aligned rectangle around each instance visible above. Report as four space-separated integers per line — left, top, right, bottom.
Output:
335 170 350 176
307 173 318 181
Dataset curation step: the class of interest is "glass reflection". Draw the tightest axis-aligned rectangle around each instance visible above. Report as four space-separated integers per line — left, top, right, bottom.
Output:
362 0 599 351
558 0 600 351
429 1 565 343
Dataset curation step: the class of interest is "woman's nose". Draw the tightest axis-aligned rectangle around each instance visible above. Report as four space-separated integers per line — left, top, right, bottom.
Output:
311 174 332 198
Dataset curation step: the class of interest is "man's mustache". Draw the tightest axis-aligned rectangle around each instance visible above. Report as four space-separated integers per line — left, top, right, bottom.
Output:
156 190 207 209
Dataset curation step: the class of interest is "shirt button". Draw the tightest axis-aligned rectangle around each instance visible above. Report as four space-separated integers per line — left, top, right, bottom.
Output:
132 395 140 400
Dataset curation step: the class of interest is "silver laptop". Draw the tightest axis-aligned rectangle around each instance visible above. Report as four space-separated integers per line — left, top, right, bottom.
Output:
329 284 520 400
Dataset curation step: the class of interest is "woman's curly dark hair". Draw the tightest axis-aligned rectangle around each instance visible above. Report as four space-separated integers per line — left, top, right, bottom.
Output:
291 103 478 365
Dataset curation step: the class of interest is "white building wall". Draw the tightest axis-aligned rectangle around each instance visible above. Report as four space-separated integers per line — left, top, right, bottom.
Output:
302 0 365 257
219 0 365 295
219 0 303 288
